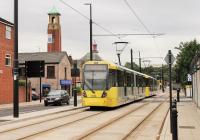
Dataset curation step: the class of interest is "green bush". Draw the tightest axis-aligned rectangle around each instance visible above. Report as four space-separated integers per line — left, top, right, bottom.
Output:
19 80 26 87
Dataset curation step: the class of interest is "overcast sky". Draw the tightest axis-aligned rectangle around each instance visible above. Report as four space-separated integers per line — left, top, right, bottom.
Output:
1 0 200 66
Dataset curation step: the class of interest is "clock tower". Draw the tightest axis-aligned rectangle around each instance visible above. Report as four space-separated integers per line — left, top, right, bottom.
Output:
47 7 61 52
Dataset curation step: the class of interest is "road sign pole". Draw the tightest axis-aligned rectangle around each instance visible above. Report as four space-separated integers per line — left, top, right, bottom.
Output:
39 61 42 103
25 61 28 102
168 50 172 133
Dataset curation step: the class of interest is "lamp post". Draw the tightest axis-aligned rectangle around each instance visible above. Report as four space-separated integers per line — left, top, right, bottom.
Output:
14 0 19 118
131 49 133 70
139 51 141 72
84 3 93 61
114 41 129 65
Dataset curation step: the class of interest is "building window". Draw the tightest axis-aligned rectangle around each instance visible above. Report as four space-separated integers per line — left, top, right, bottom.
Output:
47 66 55 78
5 54 11 66
6 26 11 39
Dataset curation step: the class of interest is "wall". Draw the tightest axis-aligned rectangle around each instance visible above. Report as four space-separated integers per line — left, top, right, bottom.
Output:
0 21 14 104
19 86 32 102
192 57 200 108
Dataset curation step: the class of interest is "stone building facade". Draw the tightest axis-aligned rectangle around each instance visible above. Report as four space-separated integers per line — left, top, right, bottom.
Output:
19 52 73 96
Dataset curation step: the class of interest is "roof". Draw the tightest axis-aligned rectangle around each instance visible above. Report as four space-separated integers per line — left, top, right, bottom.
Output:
84 60 155 79
19 52 68 64
80 52 102 61
48 6 60 15
0 17 14 26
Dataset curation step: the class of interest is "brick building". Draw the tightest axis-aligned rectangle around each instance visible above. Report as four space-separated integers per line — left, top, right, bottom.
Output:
0 17 14 104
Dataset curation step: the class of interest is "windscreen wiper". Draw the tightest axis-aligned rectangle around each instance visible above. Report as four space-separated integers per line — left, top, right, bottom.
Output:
85 81 95 93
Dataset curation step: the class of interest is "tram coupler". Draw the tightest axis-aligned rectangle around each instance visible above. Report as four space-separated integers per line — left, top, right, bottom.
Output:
73 88 77 107
172 108 178 140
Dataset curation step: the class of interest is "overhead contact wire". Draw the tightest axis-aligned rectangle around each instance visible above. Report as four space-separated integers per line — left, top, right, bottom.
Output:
59 0 121 40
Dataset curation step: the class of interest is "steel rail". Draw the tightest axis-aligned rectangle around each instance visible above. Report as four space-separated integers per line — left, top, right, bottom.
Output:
0 106 87 126
122 102 167 140
75 103 149 140
0 107 88 134
17 111 104 140
156 107 170 140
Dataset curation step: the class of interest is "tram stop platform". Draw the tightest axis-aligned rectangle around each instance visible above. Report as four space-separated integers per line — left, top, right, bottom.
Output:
160 91 200 140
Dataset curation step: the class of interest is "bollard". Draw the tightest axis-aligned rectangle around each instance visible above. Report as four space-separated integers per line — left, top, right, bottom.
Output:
73 88 77 107
171 99 177 133
177 88 180 102
172 99 177 109
172 108 178 140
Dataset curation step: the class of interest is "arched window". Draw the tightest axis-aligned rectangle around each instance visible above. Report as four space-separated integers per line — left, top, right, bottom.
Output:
52 17 55 24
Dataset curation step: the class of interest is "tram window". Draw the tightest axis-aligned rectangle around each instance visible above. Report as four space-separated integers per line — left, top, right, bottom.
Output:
131 74 135 87
136 75 139 87
127 73 131 87
109 70 117 87
117 70 124 87
145 78 149 86
150 79 153 91
136 75 144 87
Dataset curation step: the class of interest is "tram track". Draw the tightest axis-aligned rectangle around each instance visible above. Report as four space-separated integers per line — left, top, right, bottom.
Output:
12 102 149 140
75 103 149 140
0 107 88 133
0 106 86 126
75 93 169 140
122 102 169 140
0 92 169 140
0 107 104 140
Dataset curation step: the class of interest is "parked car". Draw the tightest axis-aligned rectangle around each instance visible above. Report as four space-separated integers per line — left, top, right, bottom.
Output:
44 90 70 106
32 90 39 100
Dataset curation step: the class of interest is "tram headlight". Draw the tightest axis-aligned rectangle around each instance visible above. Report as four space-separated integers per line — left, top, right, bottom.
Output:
83 91 87 97
101 91 107 98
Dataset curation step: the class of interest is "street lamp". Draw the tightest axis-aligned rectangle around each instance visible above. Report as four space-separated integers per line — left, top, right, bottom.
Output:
114 41 129 65
84 3 93 61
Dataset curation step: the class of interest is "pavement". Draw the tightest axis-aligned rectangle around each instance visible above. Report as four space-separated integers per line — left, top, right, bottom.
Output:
160 91 200 140
0 96 82 123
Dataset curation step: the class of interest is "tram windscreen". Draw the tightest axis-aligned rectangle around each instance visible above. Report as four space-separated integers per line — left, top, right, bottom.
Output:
83 64 108 90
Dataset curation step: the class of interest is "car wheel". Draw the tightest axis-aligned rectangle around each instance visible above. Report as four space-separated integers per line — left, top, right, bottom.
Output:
66 100 69 105
44 102 48 106
58 101 62 106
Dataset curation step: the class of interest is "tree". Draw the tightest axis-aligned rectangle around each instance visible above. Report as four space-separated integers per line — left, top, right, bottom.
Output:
175 39 200 85
124 62 140 71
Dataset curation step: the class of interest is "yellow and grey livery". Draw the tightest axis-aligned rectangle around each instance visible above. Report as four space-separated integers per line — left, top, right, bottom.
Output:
82 61 158 107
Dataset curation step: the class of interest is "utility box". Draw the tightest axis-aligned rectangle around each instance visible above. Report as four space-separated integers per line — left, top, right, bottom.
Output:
185 85 192 98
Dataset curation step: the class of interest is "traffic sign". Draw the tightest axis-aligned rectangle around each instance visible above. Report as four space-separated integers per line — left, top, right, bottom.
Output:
165 52 175 64
26 61 45 77
187 74 192 82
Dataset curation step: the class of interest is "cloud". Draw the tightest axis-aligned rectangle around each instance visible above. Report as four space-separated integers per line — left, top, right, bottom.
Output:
1 0 200 65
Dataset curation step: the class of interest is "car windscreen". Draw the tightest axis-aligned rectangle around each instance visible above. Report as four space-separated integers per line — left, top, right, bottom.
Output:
48 91 62 97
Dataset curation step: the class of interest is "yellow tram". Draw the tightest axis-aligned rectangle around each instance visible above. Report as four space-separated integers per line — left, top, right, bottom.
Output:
82 61 158 107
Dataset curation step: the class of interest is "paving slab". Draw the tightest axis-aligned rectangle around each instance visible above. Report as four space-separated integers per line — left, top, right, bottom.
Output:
160 91 200 140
